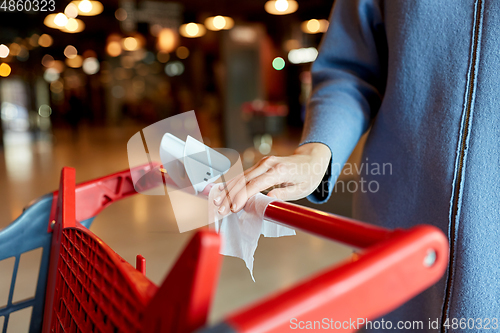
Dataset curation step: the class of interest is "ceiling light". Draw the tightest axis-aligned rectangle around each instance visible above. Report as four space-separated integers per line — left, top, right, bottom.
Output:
69 0 103 16
264 0 298 15
275 0 288 12
179 23 206 38
301 19 329 34
59 18 85 33
78 0 92 12
205 15 235 31
54 13 69 27
43 14 59 29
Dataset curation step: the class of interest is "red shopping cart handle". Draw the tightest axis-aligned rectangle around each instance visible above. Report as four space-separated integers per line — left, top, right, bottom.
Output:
214 203 448 332
40 165 448 333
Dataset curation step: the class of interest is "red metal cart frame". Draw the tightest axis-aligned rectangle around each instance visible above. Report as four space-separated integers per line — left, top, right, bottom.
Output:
1 164 448 332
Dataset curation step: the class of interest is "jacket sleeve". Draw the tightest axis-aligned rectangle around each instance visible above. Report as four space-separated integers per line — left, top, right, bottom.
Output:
300 0 387 204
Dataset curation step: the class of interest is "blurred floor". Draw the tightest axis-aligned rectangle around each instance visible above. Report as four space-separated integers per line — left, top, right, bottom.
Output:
0 125 354 328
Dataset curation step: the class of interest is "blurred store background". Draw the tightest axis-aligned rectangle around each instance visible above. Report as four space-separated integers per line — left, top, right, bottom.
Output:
0 0 333 154
0 0 363 329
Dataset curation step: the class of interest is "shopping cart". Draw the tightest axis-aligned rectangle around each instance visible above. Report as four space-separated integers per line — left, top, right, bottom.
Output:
0 164 449 333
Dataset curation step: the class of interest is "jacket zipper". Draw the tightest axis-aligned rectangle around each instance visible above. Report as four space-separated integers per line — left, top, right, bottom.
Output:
440 0 483 331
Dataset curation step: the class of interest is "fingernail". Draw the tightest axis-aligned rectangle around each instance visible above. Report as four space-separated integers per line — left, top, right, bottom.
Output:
219 184 224 190
218 205 225 214
230 203 237 212
214 196 221 205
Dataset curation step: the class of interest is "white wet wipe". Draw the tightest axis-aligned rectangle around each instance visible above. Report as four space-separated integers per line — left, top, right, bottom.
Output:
208 185 296 281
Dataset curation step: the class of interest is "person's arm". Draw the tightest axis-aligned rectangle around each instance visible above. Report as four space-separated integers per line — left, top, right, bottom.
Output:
215 0 387 214
302 0 387 203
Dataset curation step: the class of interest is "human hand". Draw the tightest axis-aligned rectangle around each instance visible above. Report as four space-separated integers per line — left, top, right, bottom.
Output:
213 142 331 215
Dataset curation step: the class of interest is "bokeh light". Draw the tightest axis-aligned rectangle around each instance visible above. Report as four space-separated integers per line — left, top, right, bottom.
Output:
157 51 170 63
64 3 79 18
65 18 79 31
9 43 21 56
44 68 60 82
50 80 64 93
0 45 9 58
123 37 139 51
264 0 298 15
165 61 184 76
275 0 288 12
272 57 285 70
70 0 103 16
157 28 178 52
115 8 127 21
64 45 78 59
179 23 206 38
38 105 53 117
29 34 39 47
50 60 65 73
288 47 318 64
205 16 235 31
41 54 54 67
176 46 189 59
38 34 53 47
43 14 59 29
82 49 97 58
307 19 320 33
0 63 11 77
186 23 199 36
82 57 100 75
301 19 329 34
54 13 69 27
66 55 83 68
59 18 85 33
106 41 122 57
82 57 100 74
213 16 226 29
78 0 92 12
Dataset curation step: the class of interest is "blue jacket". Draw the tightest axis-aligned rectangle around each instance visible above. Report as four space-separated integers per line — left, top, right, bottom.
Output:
300 0 499 331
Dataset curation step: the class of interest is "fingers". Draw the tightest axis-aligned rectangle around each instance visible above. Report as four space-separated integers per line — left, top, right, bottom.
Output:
215 175 247 215
267 185 304 201
214 156 281 215
243 155 280 182
218 155 279 192
217 162 289 215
